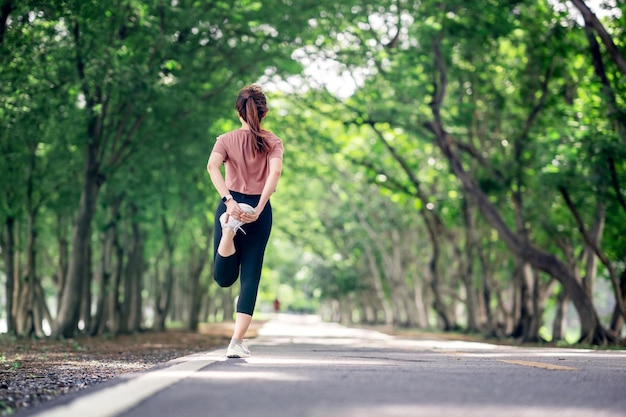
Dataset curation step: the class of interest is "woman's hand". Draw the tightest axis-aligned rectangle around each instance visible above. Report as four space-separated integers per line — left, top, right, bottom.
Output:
225 199 241 220
240 207 260 224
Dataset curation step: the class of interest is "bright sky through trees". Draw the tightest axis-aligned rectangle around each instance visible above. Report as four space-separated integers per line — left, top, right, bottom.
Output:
264 0 622 99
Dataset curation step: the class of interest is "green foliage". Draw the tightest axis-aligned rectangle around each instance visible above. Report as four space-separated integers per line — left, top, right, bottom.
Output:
0 0 624 343
264 0 626 339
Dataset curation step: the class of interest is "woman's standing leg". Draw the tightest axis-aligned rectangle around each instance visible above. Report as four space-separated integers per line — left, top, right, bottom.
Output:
227 203 272 357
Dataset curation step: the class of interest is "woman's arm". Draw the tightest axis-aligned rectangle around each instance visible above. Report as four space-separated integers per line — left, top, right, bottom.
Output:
207 152 239 216
241 157 282 223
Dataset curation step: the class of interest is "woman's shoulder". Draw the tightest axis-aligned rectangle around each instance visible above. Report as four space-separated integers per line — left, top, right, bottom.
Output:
264 130 283 145
264 131 283 158
217 129 282 148
217 129 245 140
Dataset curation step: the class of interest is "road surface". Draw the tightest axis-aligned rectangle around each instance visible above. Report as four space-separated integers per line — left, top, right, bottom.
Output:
25 314 626 417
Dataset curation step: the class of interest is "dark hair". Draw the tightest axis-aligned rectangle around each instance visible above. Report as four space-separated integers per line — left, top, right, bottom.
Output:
235 85 271 154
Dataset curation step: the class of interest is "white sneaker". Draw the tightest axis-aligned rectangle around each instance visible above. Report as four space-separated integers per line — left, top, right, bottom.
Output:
226 340 251 358
219 203 255 235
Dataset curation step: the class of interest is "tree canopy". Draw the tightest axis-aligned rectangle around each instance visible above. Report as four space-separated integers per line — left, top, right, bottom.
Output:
1 0 625 345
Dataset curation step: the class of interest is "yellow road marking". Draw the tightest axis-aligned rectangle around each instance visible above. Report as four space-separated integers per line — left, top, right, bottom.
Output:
498 359 579 371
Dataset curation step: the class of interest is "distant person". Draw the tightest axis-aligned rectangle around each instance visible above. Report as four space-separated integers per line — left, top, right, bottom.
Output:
207 85 283 358
273 297 281 314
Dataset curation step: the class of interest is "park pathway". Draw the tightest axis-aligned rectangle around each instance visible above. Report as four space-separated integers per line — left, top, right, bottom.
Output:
27 314 626 417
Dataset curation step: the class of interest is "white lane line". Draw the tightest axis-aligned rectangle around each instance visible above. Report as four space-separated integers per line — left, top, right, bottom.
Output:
31 351 224 417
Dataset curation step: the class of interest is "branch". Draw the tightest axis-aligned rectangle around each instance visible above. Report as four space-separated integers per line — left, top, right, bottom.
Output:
558 186 625 320
423 30 525 255
109 102 134 162
430 30 447 118
570 0 626 76
453 139 506 181
349 27 388 77
71 19 91 105
519 58 554 140
583 25 613 90
582 23 626 142
351 125 451 240
346 156 416 197
608 156 626 214
384 0 402 49
0 0 13 45
366 121 423 192
108 114 146 169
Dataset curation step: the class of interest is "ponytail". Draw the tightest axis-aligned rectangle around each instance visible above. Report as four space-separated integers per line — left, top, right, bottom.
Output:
235 85 271 154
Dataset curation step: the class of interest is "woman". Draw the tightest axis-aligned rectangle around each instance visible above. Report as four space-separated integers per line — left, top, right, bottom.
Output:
206 84 283 358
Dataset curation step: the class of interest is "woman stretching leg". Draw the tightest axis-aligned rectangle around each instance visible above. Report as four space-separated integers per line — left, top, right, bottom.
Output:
206 85 283 358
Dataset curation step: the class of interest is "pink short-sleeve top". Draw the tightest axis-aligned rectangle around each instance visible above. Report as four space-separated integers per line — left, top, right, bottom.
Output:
211 129 284 195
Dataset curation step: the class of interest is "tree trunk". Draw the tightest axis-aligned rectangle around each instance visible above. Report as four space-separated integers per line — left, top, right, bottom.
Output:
32 281 46 338
206 289 217 323
426 121 609 343
552 288 568 342
54 18 107 338
53 143 101 338
363 244 393 325
119 227 136 334
23 209 37 337
154 212 176 331
461 260 481 332
462 198 480 332
340 297 352 325
355 261 386 325
609 271 626 335
386 229 420 327
187 220 210 331
199 291 210 324
118 215 143 334
187 256 207 331
424 219 452 330
511 262 535 341
560 187 625 334
3 216 16 334
495 284 515 335
15 278 30 336
80 244 93 333
477 244 498 336
221 286 235 321
331 299 341 323
127 214 144 333
523 269 557 343
583 206 605 298
35 280 52 336
413 279 429 328
154 246 175 331
91 224 115 336
22 146 39 337
108 234 124 335
359 291 376 324
12 222 22 326
55 215 69 316
171 271 183 323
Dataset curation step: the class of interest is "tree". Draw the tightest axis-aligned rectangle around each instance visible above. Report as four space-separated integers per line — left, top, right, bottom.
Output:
272 0 625 344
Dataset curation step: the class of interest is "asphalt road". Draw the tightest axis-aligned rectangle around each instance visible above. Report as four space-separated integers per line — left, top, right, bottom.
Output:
29 314 626 417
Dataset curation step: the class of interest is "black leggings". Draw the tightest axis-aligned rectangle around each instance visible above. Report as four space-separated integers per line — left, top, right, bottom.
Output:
213 191 272 316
